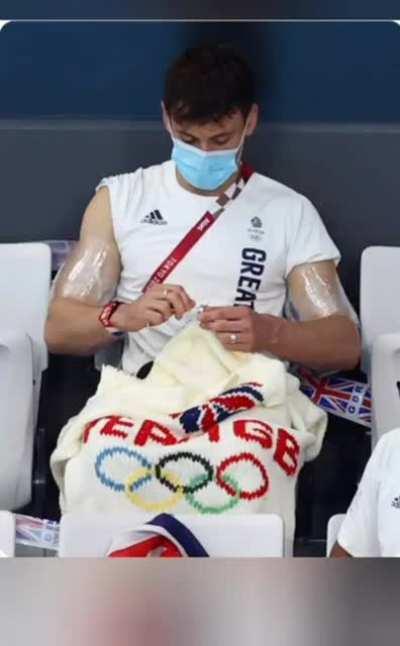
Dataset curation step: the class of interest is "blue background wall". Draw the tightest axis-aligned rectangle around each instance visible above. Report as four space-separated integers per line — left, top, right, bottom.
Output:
0 0 399 18
1 21 399 122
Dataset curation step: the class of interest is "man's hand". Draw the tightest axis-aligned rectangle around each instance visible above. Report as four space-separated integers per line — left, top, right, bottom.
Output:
200 304 360 371
112 283 196 332
199 306 283 352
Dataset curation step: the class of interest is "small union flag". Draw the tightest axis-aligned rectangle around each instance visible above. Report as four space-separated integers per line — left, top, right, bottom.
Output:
299 369 371 428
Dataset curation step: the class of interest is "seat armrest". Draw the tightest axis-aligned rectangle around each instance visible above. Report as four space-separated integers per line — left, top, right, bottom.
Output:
0 327 30 349
0 511 15 557
0 329 35 509
370 332 400 446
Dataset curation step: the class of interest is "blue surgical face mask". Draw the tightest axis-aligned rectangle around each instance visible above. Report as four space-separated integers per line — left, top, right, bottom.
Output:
169 125 247 192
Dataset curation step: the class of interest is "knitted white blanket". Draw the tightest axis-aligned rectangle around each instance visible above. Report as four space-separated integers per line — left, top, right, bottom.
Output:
51 324 327 552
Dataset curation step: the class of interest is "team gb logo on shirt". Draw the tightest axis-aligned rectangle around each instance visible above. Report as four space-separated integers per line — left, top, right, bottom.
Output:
248 216 264 241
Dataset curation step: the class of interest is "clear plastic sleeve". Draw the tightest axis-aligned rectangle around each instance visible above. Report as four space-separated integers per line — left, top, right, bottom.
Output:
50 237 120 306
286 261 359 324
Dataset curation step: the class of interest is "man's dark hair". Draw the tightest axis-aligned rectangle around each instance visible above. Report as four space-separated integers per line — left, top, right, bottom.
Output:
164 44 255 124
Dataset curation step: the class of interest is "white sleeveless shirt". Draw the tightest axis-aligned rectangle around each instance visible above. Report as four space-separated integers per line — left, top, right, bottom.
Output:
96 160 339 374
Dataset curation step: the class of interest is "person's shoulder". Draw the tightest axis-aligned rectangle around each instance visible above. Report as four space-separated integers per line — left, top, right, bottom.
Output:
252 171 298 198
376 428 400 453
252 171 317 217
97 167 143 193
95 163 168 213
95 169 140 208
97 161 170 195
141 160 173 187
364 428 400 481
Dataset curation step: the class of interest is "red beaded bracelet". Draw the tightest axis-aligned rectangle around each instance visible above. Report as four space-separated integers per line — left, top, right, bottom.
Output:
98 300 124 336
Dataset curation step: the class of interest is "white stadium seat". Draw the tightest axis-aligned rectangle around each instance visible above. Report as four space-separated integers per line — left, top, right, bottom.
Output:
360 246 400 445
0 511 16 557
59 512 284 557
0 243 51 509
0 331 34 509
326 514 345 556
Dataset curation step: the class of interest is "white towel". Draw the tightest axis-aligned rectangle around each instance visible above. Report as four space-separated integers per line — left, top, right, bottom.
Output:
51 323 327 553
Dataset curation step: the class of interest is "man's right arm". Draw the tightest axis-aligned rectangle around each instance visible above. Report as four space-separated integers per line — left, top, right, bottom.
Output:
45 187 122 356
45 186 196 356
45 297 118 356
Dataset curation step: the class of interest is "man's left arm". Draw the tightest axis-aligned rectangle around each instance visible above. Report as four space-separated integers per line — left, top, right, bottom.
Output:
199 260 361 372
261 310 361 372
276 259 361 371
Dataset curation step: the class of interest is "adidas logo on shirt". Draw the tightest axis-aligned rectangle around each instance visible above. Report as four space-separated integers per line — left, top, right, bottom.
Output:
141 210 167 225
391 496 400 509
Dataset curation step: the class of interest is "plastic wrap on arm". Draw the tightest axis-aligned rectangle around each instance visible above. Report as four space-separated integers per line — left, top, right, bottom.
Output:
286 261 359 324
50 237 120 306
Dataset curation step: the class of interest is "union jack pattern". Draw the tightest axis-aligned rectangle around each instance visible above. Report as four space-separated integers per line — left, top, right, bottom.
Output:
176 382 264 434
15 514 59 551
299 369 372 428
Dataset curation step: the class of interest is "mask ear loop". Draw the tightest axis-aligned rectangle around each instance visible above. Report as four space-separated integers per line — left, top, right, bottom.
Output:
236 112 252 168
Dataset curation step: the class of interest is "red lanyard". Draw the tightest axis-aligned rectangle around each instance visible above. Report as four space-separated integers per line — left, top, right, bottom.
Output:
143 163 254 292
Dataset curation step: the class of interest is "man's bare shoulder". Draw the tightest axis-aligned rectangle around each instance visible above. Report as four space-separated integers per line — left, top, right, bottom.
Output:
80 186 115 243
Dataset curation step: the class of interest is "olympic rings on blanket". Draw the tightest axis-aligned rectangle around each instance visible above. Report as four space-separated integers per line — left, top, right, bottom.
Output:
155 452 213 494
186 474 241 514
94 447 269 512
125 467 184 512
216 453 269 500
95 447 152 492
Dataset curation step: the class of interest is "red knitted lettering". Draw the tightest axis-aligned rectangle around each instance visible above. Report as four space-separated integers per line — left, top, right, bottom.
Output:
99 416 133 440
233 419 273 449
273 428 299 476
84 416 124 443
134 420 178 446
83 417 107 444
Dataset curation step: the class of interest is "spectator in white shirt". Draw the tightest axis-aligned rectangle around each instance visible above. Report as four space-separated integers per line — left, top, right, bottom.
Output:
331 428 400 557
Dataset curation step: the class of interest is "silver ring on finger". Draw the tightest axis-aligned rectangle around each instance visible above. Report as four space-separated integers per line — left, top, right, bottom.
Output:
229 333 239 344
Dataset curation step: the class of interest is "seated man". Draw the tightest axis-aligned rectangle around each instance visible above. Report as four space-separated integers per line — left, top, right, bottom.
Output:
45 43 360 377
331 428 400 557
